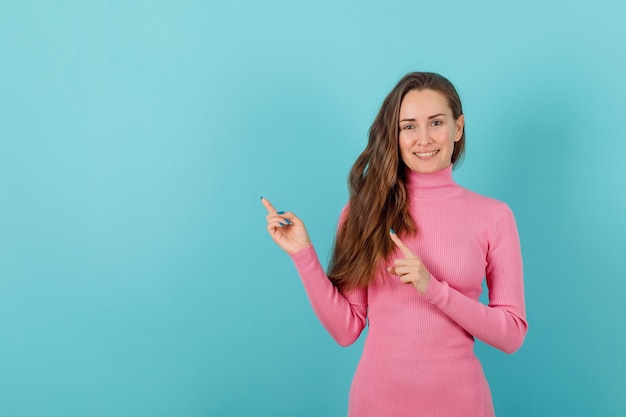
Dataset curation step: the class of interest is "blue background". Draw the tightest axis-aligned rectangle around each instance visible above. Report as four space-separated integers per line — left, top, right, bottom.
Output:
1 1 624 416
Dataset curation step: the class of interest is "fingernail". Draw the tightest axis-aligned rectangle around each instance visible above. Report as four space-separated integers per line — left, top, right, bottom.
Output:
279 221 286 227
390 228 396 234
260 196 263 200
277 211 285 215
285 219 293 225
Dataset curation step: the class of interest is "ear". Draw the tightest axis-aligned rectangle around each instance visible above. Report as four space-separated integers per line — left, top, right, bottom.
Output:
454 114 465 143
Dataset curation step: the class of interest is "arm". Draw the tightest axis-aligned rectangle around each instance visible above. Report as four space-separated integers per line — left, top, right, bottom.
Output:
389 206 527 353
290 245 368 347
262 198 367 347
422 205 527 353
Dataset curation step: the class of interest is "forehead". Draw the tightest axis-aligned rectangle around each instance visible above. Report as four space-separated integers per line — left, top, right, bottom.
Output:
399 89 452 117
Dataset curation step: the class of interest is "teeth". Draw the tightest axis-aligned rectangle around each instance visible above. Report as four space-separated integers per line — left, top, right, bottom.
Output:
414 151 438 157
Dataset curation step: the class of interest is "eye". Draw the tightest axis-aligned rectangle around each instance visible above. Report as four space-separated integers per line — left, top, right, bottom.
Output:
401 124 414 130
431 120 443 127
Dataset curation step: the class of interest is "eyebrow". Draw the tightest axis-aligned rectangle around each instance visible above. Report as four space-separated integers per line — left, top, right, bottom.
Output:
399 113 446 123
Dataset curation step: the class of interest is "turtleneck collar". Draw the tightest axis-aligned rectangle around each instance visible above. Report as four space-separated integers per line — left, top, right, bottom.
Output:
404 164 464 200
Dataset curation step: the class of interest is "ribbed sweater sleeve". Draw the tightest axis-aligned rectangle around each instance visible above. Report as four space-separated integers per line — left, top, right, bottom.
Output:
290 245 368 347
421 204 528 353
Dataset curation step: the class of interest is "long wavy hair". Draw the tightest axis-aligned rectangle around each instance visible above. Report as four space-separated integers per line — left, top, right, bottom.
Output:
328 72 466 291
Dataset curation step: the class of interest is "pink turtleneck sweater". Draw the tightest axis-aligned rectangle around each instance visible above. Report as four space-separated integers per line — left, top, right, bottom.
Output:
289 165 527 417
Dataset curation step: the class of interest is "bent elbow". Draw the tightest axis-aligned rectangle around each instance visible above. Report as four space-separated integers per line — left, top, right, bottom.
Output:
337 339 356 348
501 340 523 354
500 320 528 354
333 331 361 347
324 313 366 347
330 321 366 347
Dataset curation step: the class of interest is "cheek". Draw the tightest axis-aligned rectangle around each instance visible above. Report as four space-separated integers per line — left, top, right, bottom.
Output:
437 130 457 147
398 135 412 151
397 138 411 162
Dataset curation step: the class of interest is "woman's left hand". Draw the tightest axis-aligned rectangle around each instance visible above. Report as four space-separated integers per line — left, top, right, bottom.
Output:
387 230 431 294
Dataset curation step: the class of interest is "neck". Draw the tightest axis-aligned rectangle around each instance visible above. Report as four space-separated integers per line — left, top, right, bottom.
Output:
404 164 462 199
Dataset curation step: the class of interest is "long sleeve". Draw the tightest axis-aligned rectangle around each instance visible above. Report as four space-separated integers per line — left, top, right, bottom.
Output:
296 165 528 416
421 205 528 353
290 244 368 347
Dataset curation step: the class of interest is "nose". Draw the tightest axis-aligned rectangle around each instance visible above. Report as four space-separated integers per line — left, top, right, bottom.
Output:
412 126 431 145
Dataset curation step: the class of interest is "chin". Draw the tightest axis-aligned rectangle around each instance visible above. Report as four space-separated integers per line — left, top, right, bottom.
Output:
409 164 439 174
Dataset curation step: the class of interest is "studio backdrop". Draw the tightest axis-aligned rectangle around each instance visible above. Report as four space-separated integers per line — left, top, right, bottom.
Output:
1 1 624 416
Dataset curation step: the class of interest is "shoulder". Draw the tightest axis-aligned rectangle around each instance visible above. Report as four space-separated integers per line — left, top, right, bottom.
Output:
338 202 350 225
455 188 517 229
453 189 521 251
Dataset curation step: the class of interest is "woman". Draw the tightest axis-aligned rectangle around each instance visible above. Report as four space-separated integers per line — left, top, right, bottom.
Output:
261 72 527 417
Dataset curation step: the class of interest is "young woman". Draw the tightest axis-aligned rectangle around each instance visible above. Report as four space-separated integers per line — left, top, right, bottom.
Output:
262 72 527 417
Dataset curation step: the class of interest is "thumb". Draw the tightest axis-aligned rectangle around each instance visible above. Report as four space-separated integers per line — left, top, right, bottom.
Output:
389 229 416 258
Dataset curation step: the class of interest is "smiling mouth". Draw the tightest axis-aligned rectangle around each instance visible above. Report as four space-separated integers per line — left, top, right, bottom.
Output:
414 150 439 157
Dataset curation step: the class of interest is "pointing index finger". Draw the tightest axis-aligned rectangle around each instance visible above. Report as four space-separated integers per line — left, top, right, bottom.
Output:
261 197 278 214
389 229 416 258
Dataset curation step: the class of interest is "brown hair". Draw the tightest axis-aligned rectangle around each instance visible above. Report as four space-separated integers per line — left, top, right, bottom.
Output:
328 72 465 291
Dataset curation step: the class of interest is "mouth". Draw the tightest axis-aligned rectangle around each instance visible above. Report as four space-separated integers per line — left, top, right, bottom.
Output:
413 150 439 159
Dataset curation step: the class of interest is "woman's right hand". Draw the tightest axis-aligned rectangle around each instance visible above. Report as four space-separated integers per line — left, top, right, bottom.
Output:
261 197 312 255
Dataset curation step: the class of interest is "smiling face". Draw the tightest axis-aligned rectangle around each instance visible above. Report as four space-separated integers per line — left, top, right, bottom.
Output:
398 89 465 174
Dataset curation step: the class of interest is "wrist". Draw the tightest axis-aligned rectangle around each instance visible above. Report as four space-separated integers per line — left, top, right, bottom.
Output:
287 241 312 255
414 275 431 295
